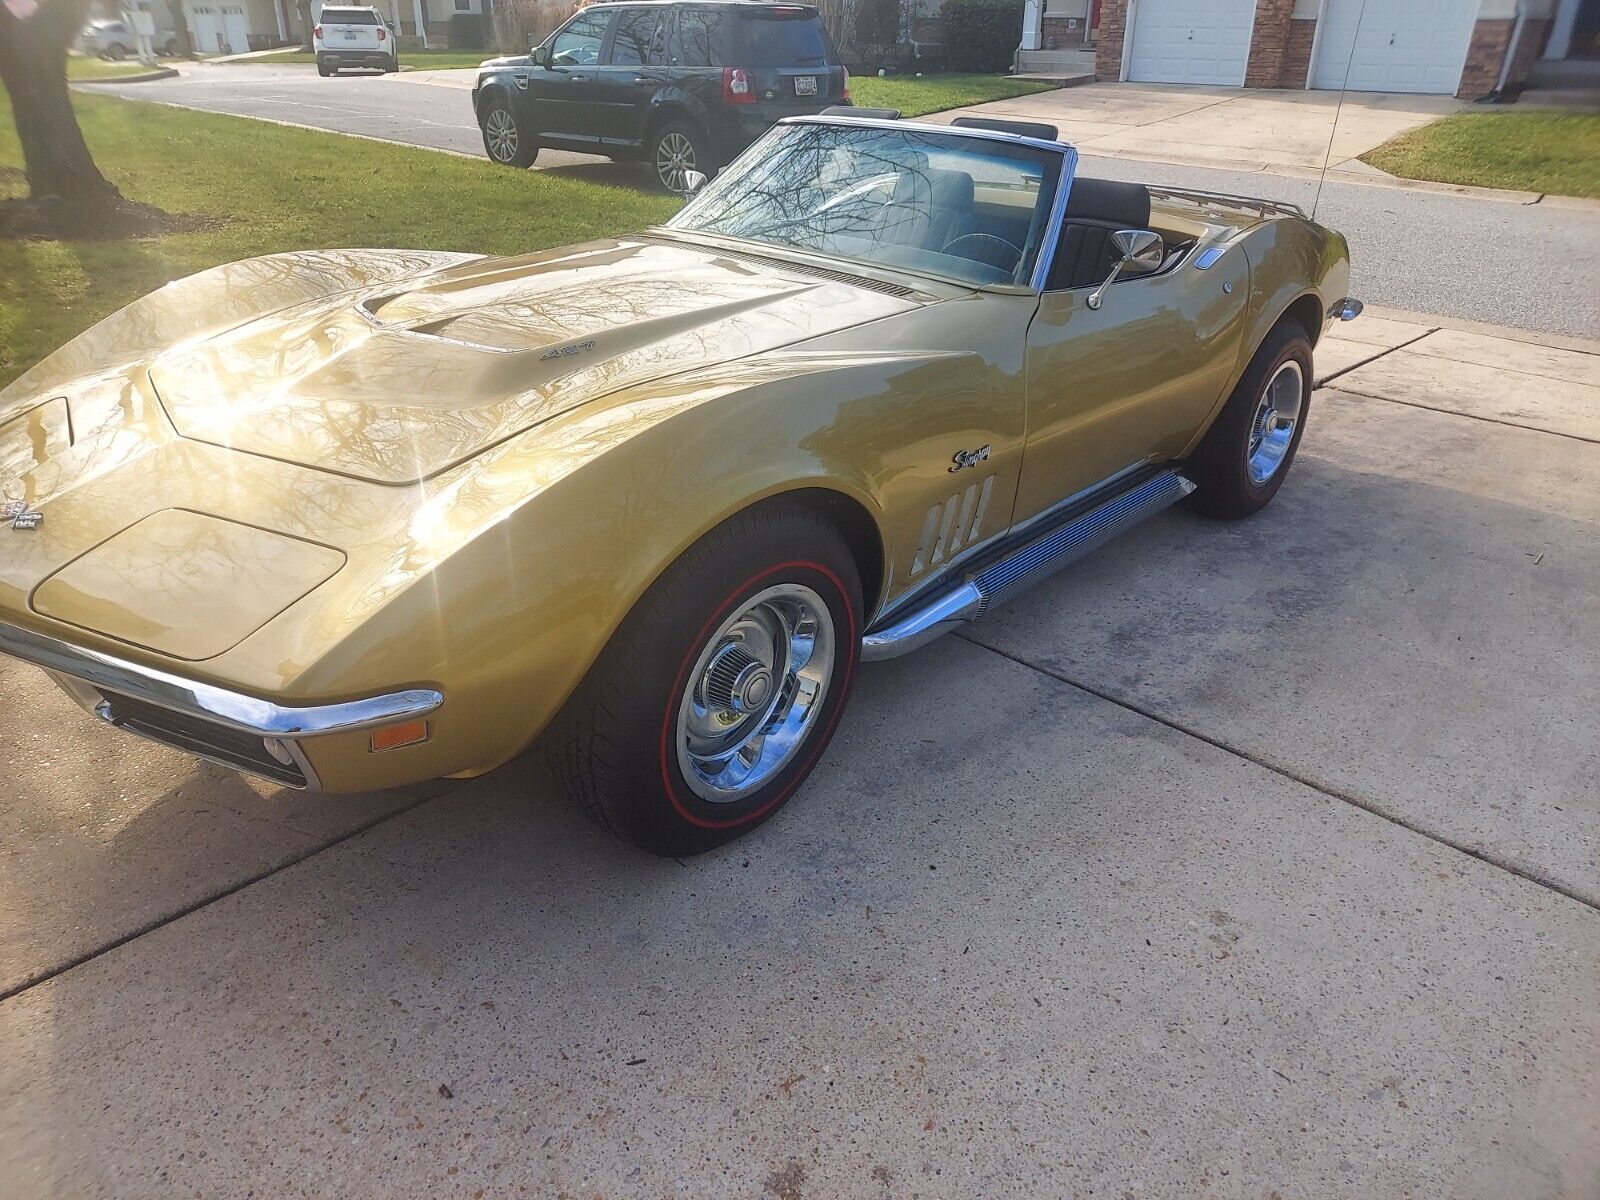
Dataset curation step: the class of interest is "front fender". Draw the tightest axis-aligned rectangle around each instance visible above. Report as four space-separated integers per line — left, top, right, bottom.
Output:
289 346 990 790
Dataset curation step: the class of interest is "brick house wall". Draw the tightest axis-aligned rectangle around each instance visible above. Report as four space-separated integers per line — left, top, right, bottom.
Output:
1093 0 1127 79
1459 18 1513 97
1041 14 1089 48
1242 0 1294 87
1281 17 1315 88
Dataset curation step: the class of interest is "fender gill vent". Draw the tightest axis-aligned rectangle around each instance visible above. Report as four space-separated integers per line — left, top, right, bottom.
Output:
910 475 993 576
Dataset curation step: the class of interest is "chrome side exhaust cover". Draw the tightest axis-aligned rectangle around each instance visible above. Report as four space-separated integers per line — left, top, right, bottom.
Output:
861 469 1195 661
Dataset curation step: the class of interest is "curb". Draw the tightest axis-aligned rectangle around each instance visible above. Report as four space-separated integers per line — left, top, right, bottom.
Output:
1360 303 1600 356
74 66 179 85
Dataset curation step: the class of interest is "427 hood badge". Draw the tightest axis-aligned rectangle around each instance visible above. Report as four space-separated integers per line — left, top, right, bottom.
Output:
3 500 42 530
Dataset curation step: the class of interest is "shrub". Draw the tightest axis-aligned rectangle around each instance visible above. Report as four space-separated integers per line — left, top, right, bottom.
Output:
853 0 903 68
449 13 487 50
943 0 1025 74
489 0 570 54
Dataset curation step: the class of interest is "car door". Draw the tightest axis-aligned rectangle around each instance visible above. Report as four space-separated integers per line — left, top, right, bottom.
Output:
590 5 673 151
528 8 611 147
1014 241 1249 523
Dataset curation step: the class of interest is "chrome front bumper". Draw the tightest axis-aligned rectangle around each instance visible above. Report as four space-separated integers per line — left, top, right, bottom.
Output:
0 622 442 789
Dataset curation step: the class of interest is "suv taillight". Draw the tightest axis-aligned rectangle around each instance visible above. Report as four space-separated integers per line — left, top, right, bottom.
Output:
376 26 386 40
313 24 322 38
721 67 755 106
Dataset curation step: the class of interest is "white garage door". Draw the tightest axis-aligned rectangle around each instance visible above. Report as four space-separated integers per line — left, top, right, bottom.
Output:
1126 0 1257 86
1310 0 1479 94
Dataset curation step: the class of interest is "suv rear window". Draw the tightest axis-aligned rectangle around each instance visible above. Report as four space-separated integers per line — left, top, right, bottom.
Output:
730 8 830 67
321 8 380 23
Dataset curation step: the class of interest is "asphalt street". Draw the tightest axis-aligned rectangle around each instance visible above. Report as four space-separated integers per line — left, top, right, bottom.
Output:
86 64 1600 340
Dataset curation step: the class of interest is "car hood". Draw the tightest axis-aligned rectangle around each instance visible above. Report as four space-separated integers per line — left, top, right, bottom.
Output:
147 236 918 484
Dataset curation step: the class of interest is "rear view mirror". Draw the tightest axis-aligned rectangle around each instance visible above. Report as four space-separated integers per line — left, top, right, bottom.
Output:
1087 229 1165 310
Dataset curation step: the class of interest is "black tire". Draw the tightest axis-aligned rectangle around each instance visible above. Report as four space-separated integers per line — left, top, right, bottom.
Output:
479 94 538 168
1185 320 1313 520
384 54 399 73
546 502 863 857
163 39 179 57
317 56 335 77
648 119 712 193
107 43 126 61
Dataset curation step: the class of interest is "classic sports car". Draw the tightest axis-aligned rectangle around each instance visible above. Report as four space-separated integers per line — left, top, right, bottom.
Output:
0 112 1357 855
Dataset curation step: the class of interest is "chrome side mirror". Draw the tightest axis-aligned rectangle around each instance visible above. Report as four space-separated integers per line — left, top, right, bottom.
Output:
681 169 707 198
1086 229 1165 310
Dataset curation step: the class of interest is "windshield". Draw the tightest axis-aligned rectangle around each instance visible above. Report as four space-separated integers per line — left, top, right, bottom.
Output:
668 123 1063 287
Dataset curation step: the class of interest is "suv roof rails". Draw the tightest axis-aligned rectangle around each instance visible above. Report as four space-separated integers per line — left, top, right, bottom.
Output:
824 105 900 119
949 115 1059 141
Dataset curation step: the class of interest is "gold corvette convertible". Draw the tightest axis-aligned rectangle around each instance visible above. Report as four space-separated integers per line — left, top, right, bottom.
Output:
0 113 1357 854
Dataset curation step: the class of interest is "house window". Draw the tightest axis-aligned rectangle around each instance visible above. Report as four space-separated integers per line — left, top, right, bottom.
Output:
454 0 469 10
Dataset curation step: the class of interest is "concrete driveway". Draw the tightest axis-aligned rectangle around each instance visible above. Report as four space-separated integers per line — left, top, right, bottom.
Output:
2 310 1596 1198
938 82 1464 175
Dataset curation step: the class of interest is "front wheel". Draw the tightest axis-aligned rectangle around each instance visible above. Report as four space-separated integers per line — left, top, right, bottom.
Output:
1185 321 1312 519
649 120 711 193
479 96 537 168
546 503 862 856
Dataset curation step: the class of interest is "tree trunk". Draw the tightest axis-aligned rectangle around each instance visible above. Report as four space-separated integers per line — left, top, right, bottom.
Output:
298 0 315 51
168 3 198 61
0 0 122 211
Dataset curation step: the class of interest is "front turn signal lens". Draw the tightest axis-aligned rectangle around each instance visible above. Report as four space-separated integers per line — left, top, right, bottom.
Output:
370 719 429 753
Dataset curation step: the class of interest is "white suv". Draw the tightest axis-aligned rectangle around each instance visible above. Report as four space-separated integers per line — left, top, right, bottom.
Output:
314 5 399 76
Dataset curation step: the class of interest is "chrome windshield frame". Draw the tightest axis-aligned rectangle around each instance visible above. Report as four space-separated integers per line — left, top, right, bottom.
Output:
668 114 1080 294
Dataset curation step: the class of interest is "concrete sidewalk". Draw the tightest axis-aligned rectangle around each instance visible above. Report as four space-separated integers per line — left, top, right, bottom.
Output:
2 309 1597 1198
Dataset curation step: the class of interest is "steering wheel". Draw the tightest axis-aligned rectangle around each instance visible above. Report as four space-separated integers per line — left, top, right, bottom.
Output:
942 233 1024 275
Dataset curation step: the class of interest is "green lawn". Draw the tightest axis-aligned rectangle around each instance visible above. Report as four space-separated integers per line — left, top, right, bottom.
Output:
850 73 1057 118
66 54 167 80
241 48 502 69
0 91 677 389
1362 109 1600 199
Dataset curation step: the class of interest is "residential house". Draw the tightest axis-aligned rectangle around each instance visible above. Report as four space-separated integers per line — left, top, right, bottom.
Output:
1026 0 1596 100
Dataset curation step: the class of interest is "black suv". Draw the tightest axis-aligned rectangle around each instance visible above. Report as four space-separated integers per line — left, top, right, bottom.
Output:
473 1 848 190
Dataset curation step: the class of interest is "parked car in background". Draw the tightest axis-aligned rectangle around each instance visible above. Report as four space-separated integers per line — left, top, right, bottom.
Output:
78 16 179 59
473 0 849 190
314 5 399 75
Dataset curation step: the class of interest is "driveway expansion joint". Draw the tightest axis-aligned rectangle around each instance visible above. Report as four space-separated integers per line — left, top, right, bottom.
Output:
959 632 1600 916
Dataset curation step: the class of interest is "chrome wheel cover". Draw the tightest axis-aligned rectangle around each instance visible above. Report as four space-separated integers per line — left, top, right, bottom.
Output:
656 131 695 192
1247 360 1304 484
675 583 835 803
485 108 518 162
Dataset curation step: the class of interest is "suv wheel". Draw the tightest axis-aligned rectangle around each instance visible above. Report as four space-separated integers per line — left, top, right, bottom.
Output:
480 96 537 168
317 55 335 77
650 120 711 193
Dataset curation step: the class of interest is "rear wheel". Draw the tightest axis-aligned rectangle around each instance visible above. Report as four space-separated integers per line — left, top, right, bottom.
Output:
317 55 335 77
1185 321 1312 519
480 96 537 168
546 503 862 857
649 120 711 193
384 53 399 73
106 43 126 61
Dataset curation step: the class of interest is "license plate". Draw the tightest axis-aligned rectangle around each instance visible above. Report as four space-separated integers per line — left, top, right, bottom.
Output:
794 76 817 96
342 30 357 39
